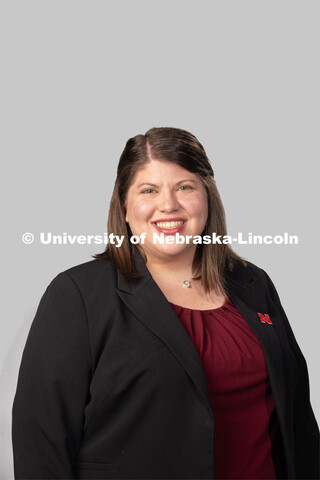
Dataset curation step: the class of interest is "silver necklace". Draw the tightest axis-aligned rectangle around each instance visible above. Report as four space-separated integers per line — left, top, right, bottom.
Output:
147 266 193 288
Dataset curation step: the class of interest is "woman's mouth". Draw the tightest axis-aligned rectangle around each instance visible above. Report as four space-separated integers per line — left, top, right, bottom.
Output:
152 220 186 234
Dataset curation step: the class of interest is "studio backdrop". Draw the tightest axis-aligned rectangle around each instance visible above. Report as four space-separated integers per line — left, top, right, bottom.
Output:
1 1 319 478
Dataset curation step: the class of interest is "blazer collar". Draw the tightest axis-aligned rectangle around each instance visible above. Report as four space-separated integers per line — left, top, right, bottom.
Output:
116 248 152 295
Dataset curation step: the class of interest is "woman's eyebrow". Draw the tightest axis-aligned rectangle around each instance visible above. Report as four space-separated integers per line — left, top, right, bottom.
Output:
137 182 158 188
137 179 197 188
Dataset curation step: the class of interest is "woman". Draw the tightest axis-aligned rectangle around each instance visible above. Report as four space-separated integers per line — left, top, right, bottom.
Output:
12 127 319 480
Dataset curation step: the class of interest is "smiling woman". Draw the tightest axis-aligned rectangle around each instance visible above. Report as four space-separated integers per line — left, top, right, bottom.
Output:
12 127 319 480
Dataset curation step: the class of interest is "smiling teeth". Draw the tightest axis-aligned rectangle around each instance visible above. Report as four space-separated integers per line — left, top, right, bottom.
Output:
155 221 184 229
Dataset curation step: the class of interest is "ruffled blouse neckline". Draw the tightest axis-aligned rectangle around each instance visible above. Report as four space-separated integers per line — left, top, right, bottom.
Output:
169 296 232 313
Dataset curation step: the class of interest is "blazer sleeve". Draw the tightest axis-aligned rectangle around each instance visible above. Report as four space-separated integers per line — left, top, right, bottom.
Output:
261 269 320 479
12 272 92 479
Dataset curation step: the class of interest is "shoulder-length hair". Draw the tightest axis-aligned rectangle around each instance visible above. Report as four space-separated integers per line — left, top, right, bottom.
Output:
94 127 246 295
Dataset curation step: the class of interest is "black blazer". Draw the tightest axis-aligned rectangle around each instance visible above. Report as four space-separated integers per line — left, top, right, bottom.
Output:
12 251 319 480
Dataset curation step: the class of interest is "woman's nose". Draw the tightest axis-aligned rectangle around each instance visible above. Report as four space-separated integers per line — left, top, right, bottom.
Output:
158 191 180 212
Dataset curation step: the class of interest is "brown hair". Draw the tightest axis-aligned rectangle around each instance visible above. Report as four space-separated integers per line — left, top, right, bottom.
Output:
94 127 246 294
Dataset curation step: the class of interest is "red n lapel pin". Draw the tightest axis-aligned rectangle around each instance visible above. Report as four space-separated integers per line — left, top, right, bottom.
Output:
257 312 273 325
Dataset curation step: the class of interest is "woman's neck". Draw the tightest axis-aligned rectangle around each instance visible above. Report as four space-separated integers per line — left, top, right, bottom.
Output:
146 253 198 280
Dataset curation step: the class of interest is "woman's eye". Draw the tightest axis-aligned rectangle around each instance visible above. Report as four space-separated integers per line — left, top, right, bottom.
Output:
179 185 192 191
142 189 156 194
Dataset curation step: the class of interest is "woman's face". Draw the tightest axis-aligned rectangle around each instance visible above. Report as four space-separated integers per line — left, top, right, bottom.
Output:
124 159 208 264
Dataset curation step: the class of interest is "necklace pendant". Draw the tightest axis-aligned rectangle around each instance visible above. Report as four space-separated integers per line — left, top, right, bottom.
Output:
183 280 192 288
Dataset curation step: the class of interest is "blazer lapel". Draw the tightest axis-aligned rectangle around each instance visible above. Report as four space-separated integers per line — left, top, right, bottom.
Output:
225 262 285 380
115 250 215 422
225 263 272 349
225 262 293 447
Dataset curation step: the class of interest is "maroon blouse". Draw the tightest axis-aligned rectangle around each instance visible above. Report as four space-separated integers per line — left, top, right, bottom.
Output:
169 297 285 480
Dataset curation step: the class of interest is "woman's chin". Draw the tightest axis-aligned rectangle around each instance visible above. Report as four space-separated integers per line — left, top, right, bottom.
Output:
145 244 195 261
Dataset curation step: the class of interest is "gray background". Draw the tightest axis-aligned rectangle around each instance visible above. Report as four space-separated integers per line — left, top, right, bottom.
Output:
1 0 319 478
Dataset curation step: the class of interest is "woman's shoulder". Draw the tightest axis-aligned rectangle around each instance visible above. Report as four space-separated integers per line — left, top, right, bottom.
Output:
48 257 118 296
65 256 116 279
227 258 282 306
226 257 270 285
